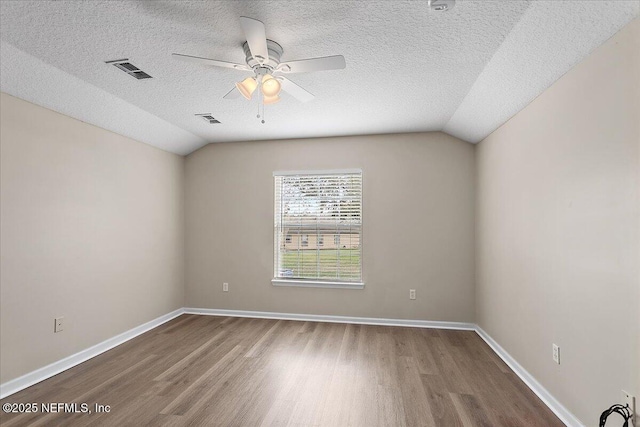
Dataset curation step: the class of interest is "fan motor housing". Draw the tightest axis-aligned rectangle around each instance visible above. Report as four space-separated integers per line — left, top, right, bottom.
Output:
243 40 283 70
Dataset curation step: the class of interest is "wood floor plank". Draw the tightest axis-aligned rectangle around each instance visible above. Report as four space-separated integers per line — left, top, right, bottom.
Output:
375 326 409 423
0 315 565 427
160 344 246 416
396 355 437 426
427 332 474 395
420 374 464 426
450 393 493 427
153 322 232 382
446 346 520 427
411 329 440 375
258 320 335 426
286 322 346 426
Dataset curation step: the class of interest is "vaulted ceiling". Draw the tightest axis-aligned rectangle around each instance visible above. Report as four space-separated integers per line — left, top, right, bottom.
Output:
1 1 638 155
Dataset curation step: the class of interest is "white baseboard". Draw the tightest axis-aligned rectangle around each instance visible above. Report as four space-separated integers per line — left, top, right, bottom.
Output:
0 306 583 427
0 308 185 399
474 326 583 427
183 307 476 330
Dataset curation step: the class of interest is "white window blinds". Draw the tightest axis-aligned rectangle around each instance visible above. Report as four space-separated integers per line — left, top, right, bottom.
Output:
274 170 362 283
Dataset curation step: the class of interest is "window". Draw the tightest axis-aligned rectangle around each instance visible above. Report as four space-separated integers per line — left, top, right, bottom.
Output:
273 170 363 288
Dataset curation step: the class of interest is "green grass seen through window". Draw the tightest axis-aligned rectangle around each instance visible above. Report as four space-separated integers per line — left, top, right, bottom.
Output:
280 249 361 280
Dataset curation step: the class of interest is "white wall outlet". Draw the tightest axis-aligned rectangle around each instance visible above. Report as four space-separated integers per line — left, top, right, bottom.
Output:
552 344 560 364
622 390 636 425
409 289 416 300
54 317 64 333
223 282 229 292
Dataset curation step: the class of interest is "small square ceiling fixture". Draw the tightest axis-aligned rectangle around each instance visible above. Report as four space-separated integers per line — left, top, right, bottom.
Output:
429 0 455 12
195 113 221 124
105 58 153 80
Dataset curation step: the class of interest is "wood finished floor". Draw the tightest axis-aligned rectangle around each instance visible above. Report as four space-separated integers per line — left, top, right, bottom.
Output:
0 315 563 427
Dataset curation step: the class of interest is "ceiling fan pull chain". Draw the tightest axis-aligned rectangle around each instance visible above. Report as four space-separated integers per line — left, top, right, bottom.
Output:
257 95 261 120
258 85 265 124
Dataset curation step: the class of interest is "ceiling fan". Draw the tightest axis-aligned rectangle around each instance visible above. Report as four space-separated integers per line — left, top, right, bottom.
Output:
173 16 346 107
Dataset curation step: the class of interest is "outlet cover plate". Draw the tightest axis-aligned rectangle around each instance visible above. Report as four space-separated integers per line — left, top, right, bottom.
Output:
54 317 64 333
622 390 635 423
552 344 560 364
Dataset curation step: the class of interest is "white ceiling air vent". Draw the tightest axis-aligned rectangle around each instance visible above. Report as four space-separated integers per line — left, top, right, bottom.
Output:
195 113 221 124
105 58 153 79
429 0 455 12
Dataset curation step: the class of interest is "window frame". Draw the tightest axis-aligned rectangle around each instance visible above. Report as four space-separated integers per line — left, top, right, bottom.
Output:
272 169 364 289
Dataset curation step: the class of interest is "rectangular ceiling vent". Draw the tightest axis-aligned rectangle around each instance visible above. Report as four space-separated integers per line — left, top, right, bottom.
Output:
105 58 153 80
195 113 221 124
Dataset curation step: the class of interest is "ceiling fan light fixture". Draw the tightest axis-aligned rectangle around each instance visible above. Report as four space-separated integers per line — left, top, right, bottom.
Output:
236 77 258 100
261 74 282 97
174 16 346 113
263 94 281 105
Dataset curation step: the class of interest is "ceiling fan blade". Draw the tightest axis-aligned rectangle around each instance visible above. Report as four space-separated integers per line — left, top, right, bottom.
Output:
239 17 269 64
172 53 250 71
277 55 346 73
223 87 242 99
279 77 315 103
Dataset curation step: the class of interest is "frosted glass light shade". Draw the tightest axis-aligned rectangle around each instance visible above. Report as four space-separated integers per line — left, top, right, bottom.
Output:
263 94 281 105
261 75 282 97
236 77 258 100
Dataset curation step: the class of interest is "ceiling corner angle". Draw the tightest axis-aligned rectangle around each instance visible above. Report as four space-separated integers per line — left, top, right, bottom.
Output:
0 40 207 156
441 1 639 145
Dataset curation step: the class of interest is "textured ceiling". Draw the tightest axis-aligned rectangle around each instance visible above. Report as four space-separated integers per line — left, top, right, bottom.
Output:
0 1 638 155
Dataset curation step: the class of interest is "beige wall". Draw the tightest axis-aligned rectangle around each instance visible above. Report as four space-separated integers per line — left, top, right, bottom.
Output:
4 19 636 425
185 133 476 322
476 18 639 426
0 93 185 383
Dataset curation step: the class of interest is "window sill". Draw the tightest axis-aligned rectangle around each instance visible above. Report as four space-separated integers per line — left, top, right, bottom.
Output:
271 279 364 289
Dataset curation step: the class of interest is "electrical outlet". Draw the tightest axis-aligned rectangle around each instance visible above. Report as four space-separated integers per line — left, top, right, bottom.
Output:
552 344 560 364
223 282 229 292
622 390 636 425
54 317 64 333
409 289 416 300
